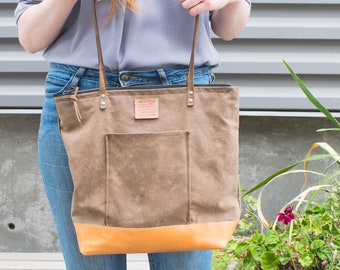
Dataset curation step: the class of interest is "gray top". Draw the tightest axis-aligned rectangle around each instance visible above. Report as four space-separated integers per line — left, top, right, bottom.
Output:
15 0 239 71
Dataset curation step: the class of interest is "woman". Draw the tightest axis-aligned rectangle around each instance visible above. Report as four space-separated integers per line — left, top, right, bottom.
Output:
15 0 251 269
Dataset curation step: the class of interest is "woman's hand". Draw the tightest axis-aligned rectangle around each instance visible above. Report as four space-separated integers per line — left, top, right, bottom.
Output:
179 0 234 16
179 0 251 41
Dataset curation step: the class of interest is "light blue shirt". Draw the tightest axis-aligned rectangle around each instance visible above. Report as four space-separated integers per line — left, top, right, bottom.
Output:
15 0 248 71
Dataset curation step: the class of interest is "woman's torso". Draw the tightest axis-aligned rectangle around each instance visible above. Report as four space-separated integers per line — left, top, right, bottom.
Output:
15 0 221 71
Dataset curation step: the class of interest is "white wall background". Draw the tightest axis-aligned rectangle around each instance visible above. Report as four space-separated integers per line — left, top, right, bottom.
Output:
1 0 340 112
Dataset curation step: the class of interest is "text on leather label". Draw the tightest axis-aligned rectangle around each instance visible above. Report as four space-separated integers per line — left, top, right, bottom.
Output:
134 98 159 119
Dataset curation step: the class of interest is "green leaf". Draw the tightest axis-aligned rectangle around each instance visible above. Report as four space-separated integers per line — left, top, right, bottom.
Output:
278 254 292 266
238 219 254 231
234 242 248 257
317 250 331 261
250 232 265 244
311 239 326 250
283 60 340 129
250 245 265 261
243 154 330 196
243 162 299 196
299 253 314 268
243 254 257 270
265 230 280 245
260 252 280 270
212 259 228 270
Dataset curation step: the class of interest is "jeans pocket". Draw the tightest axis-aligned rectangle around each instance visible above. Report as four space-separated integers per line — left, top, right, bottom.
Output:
105 131 191 228
45 69 76 98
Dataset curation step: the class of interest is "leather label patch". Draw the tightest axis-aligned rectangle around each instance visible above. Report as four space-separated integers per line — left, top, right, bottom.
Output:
135 98 159 119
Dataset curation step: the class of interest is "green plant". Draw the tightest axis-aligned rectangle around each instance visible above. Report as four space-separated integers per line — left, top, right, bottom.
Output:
216 179 340 270
213 61 340 270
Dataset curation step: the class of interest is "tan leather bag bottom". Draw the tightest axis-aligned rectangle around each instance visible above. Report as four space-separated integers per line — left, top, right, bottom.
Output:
74 220 238 255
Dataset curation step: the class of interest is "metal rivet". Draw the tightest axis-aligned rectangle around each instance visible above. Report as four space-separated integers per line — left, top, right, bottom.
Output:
101 101 106 106
121 74 130 82
188 98 193 103
188 91 194 95
100 94 105 98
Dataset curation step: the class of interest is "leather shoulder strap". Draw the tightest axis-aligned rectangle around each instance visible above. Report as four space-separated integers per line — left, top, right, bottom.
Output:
92 0 199 105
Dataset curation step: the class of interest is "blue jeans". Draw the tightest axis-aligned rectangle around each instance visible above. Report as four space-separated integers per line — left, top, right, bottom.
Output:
38 63 215 270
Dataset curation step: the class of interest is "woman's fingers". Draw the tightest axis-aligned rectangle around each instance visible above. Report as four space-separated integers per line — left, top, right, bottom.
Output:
180 0 230 16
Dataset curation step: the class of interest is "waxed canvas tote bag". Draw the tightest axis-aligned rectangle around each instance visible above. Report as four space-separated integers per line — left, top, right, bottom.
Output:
54 0 241 255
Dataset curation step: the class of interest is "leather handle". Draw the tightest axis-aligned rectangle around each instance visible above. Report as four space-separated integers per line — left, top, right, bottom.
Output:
187 15 199 107
92 0 199 106
92 0 108 96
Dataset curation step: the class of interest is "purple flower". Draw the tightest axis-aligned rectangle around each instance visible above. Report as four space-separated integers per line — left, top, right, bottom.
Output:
278 206 295 225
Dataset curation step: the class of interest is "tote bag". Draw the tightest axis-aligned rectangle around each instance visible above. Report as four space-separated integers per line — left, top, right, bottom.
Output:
54 0 241 255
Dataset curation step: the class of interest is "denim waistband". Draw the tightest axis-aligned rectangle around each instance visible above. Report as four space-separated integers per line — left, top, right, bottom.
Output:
49 62 212 87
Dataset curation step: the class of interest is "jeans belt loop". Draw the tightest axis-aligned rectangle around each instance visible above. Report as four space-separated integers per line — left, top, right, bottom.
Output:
69 67 87 89
156 69 170 85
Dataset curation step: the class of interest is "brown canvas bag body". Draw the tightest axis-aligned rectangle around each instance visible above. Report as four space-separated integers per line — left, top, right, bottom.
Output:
54 0 241 255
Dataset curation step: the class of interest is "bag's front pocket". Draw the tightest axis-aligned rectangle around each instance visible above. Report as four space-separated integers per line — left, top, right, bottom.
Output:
105 131 190 228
